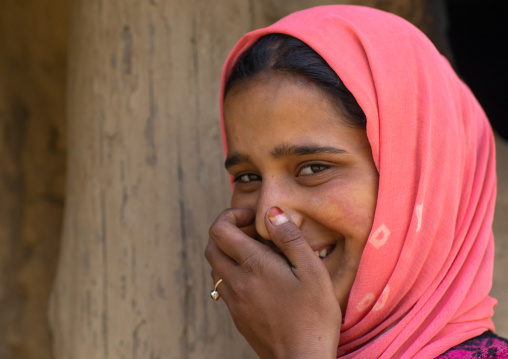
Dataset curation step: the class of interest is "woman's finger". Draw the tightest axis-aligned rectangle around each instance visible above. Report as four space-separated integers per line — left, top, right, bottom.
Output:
209 208 270 264
205 241 237 303
264 206 324 276
212 207 255 230
205 239 236 271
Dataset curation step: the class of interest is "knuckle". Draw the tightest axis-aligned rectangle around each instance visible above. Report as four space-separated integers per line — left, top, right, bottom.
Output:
204 242 214 261
240 251 261 274
219 208 236 222
208 220 223 240
229 278 245 295
208 209 236 239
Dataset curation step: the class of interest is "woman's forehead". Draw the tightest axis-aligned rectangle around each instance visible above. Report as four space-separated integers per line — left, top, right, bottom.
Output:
223 77 371 159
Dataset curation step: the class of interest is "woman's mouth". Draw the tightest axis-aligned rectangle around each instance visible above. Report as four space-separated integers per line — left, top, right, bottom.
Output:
255 235 335 260
314 245 334 259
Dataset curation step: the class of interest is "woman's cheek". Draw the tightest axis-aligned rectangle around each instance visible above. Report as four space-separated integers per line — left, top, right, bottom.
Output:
317 188 376 238
231 192 250 208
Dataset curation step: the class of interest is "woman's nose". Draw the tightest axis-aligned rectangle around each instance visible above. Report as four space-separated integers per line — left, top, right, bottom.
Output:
254 183 303 241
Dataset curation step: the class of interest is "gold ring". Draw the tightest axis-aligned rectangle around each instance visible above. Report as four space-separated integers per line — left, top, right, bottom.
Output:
210 278 223 301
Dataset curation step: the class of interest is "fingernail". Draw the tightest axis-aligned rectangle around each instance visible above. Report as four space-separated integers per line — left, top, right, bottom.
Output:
268 207 289 226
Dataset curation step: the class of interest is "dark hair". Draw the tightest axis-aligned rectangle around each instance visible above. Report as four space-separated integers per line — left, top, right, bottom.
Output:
225 34 366 128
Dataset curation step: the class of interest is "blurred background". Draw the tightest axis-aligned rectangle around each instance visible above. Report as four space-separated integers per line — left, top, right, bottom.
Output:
0 0 506 358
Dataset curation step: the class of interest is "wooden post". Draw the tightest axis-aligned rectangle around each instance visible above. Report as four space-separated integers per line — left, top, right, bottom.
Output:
48 0 257 358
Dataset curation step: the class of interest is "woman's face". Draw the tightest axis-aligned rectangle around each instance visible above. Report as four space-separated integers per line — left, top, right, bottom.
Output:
223 75 379 312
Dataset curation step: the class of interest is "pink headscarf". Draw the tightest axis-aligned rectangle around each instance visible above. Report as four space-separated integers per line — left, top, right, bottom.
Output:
220 5 497 358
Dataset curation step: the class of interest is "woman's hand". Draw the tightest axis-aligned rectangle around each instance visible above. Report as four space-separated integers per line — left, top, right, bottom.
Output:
205 207 341 359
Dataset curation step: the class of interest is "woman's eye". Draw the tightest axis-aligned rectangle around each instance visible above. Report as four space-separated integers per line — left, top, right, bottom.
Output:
234 173 261 183
299 164 329 176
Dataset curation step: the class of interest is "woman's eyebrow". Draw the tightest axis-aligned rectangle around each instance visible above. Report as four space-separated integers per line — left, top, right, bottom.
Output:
225 152 251 169
225 144 347 169
270 144 347 158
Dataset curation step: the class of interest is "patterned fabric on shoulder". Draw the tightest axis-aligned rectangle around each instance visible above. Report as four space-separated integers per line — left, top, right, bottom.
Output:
436 331 508 358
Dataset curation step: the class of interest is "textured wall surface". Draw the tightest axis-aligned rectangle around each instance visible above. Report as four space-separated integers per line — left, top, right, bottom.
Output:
47 1 256 358
492 135 508 337
0 1 68 358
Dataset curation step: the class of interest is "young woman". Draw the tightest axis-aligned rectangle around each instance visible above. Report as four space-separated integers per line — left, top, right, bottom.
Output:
205 5 507 358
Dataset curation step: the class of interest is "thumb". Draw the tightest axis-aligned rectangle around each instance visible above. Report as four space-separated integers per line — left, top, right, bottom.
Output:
264 206 320 271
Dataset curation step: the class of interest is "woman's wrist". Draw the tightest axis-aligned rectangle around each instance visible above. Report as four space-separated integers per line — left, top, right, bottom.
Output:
272 333 339 359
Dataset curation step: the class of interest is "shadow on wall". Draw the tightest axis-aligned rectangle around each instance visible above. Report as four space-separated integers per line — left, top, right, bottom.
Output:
444 0 508 336
445 0 508 140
